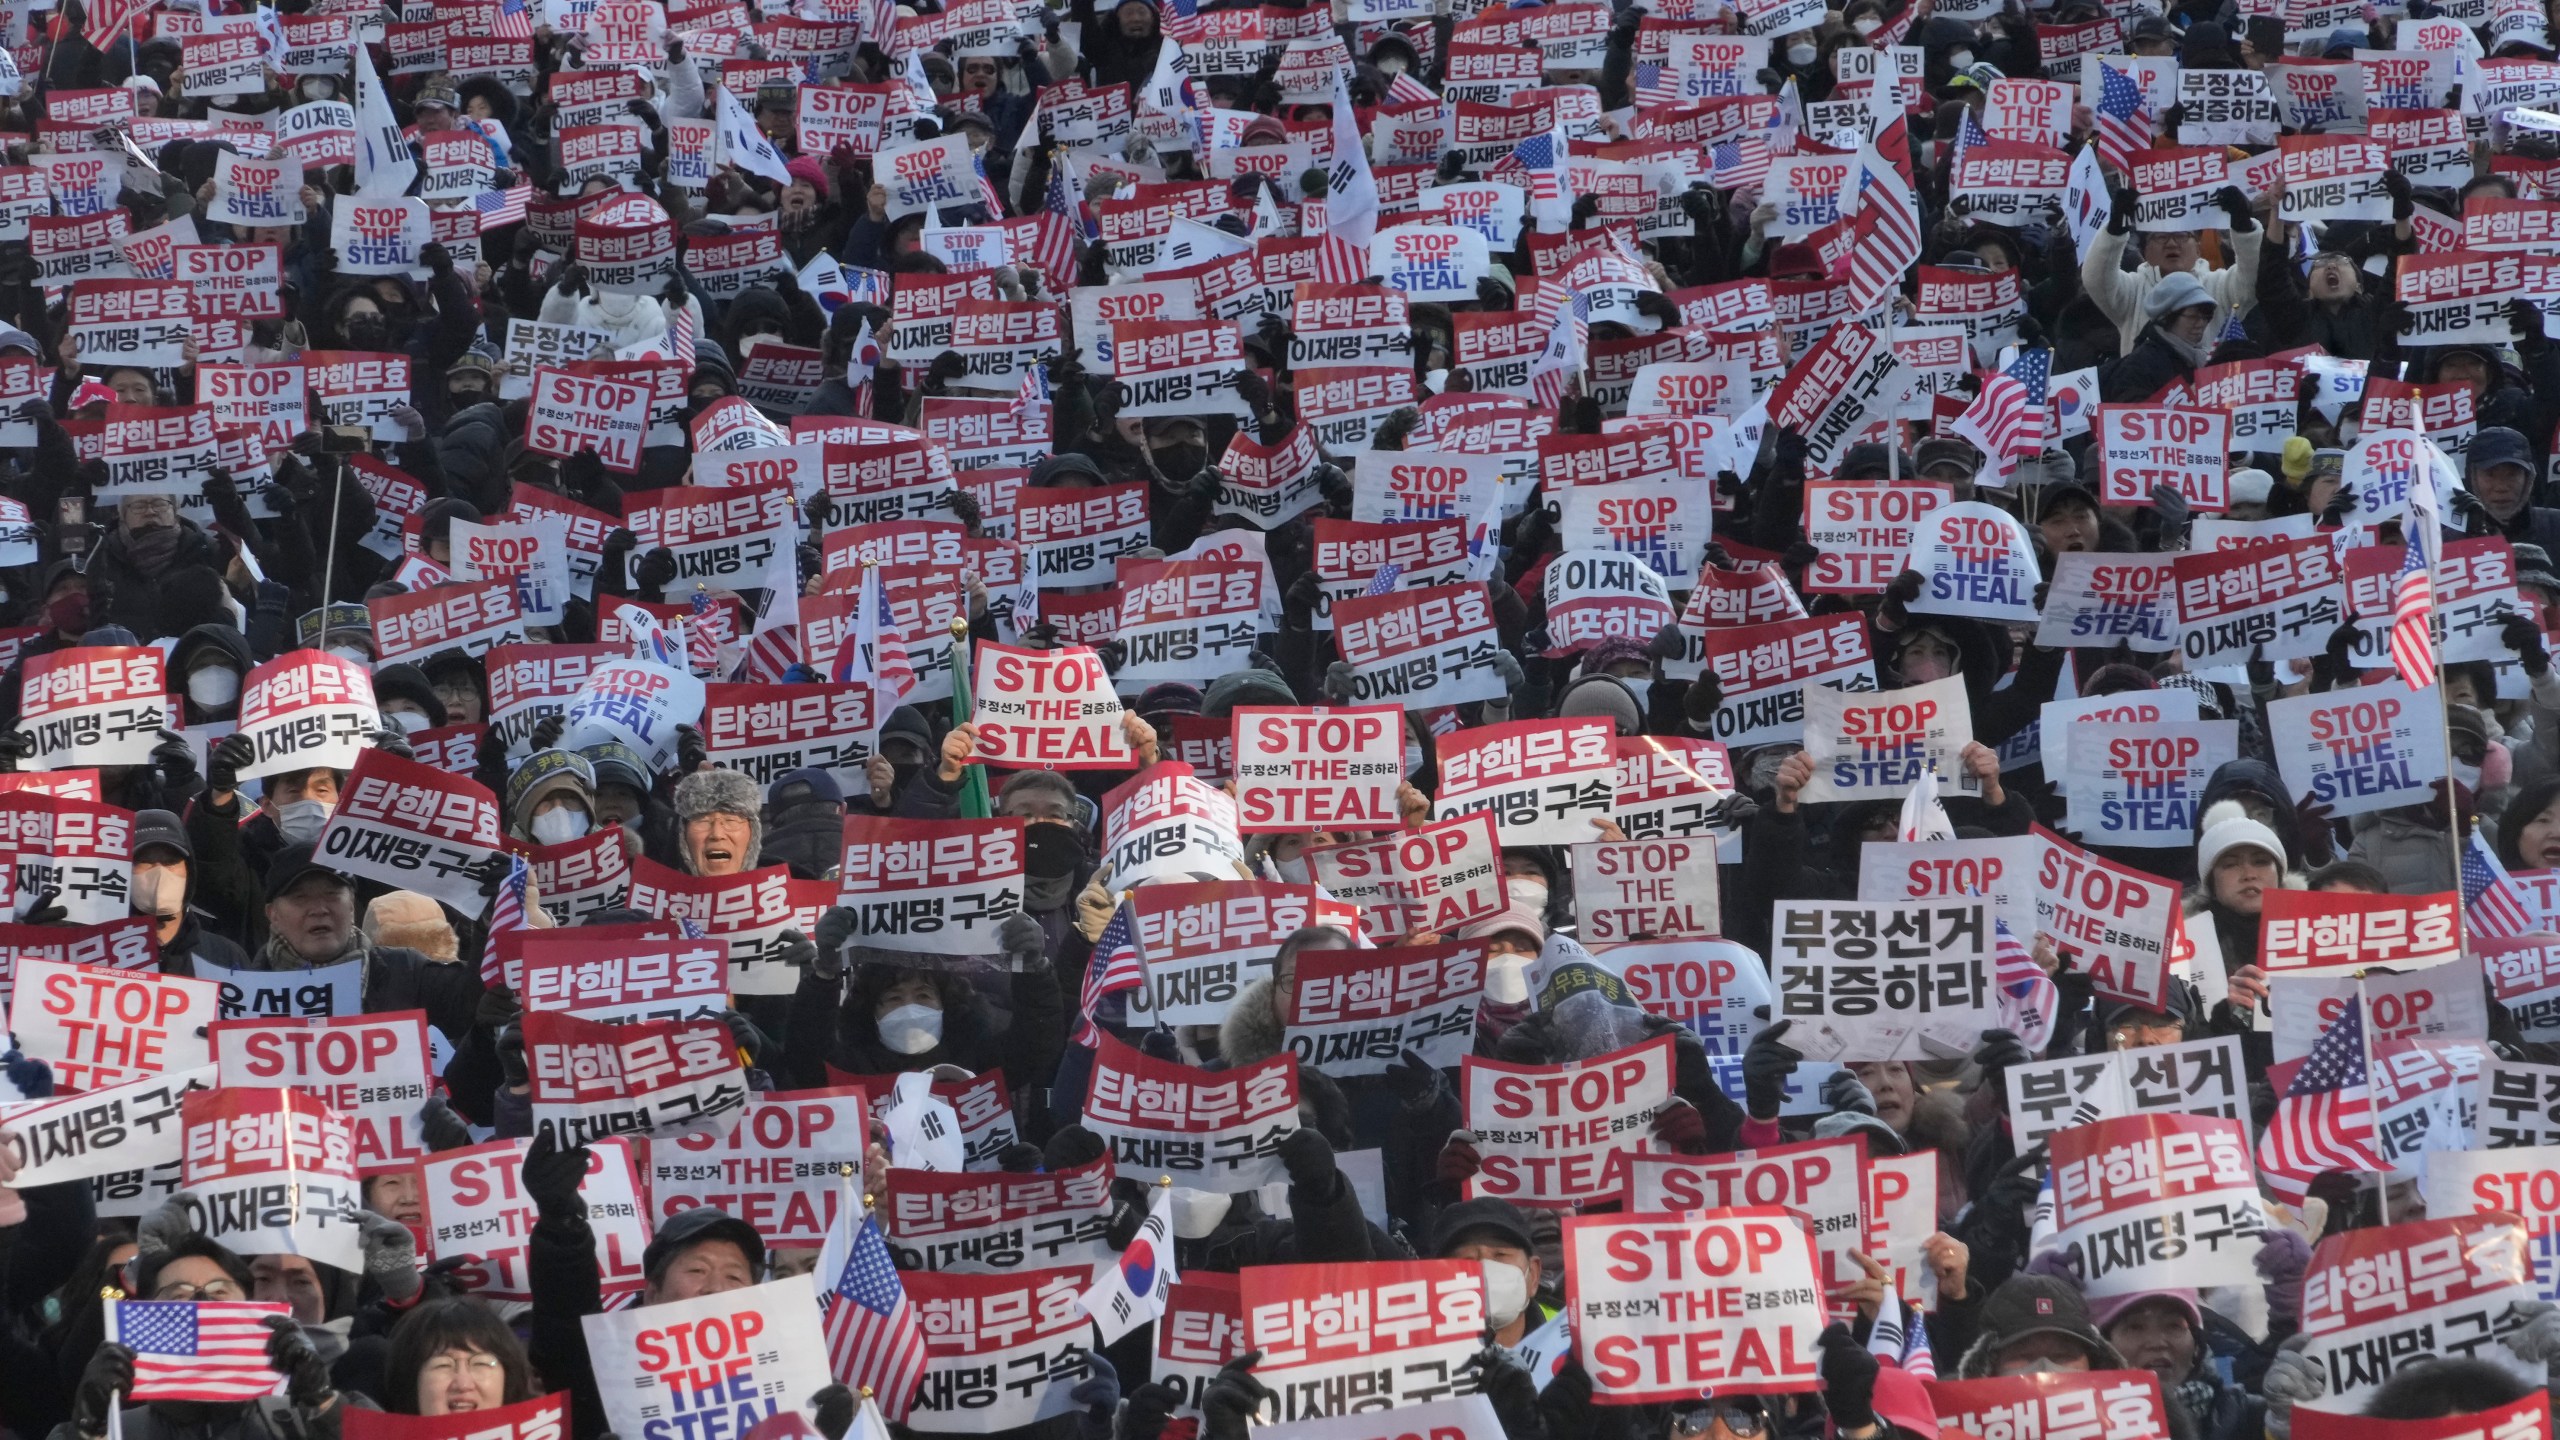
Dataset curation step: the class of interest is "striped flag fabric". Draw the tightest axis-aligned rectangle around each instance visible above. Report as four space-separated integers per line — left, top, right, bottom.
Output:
1364 561 1405 598
493 0 534 39
1386 71 1437 106
1955 106 1990 163
1900 1306 1937 1378
106 1299 293 1402
475 184 532 231
1526 305 1586 408
1844 141 1922 312
1993 916 2058 1052
835 565 918 708
1632 62 1677 109
480 852 531 984
1709 134 1774 189
1950 371 2037 473
1868 1289 1909 1365
2464 831 2541 939
2389 529 2437 690
1073 903 1144 1045
1492 129 1565 206
2094 63 2152 175
2257 993 2386 1202
816 1201 930 1420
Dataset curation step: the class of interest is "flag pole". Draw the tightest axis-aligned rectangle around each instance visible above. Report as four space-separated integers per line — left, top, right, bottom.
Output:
2355 972 2388 1224
949 616 990 819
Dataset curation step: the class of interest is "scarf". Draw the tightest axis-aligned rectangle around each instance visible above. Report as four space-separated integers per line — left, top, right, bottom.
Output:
2158 325 2213 371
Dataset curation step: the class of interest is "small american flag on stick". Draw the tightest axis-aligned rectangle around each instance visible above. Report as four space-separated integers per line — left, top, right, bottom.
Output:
107 1300 293 1403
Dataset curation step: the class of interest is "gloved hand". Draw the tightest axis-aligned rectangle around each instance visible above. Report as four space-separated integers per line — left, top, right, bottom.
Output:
1972 1028 2031 1093
810 1385 856 1440
2516 299 2548 345
1490 651 1525 691
498 1017 528 1088
207 732 254 794
1200 1353 1275 1440
815 905 857 978
636 546 680 595
371 726 415 761
1383 1047 1442 1107
2215 185 2255 231
1648 1097 1710 1153
530 714 567 751
1070 1353 1122 1440
266 1315 335 1409
1278 1126 1336 1190
720 1009 773 1073
1323 659 1357 700
1 1048 51 1099
1075 878 1116 943
2384 167 2414 219
151 729 197 789
1683 671 1724 727
1821 1068 1875 1116
418 1095 472 1151
2107 184 2138 234
2149 482 2191 541
520 1128 592 1223
999 911 1044 972
1043 1123 1107 1170
1436 1130 1482 1187
2255 1224 2310 1328
2507 611 2552 676
72 1343 135 1439
1474 1345 1542 1436
22 888 66 925
1879 568 1925 628
2262 1332 2326 1440
1103 1180 1149 1248
1122 1382 1181 1440
2504 1300 2560 1366
773 928 817 974
676 724 708 776
1742 1019 1801 1120
1817 1323 1879 1429
357 1209 421 1303
2317 483 2358 529
996 1141 1044 1172
0 729 33 772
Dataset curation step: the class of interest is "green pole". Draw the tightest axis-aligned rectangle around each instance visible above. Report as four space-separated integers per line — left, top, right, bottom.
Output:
949 617 991 819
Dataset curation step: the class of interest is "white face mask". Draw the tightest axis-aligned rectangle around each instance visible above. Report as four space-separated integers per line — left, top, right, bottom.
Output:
274 798 330 846
1507 877 1549 915
1949 48 1975 70
390 709 432 735
328 645 370 666
1481 1260 1530 1327
1787 40 1818 65
879 1002 945 1055
2453 759 2483 792
531 807 591 845
1486 952 1533 1005
1274 854 1312 884
1853 16 1880 35
1170 1187 1233 1239
1620 676 1653 711
132 865 183 920
1405 740 1425 778
188 668 241 709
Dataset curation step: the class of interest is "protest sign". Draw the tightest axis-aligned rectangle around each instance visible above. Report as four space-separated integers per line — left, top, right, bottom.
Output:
2322 1395 2550 1440
367 580 527 668
904 1267 1094 1431
1691 615 1878 746
2260 890 2463 976
971 644 1135 770
1556 478 1715 584
1858 833 2040 941
1563 1210 1825 1400
312 749 504 913
1899 502 2041 623
1771 899 1996 1061
526 367 648 473
2422 1149 2560 1304
197 362 307 454
1765 324 1909 475
1620 1137 1870 1293
1866 1150 1942 1307
2096 406 2232 511
2272 957 2489 1063
1463 1034 1675 1207
522 1009 748 1146
514 931 729 1023
67 280 191 367
2292 1214 2543 1411
1101 763 1247 890
2034 828 2182 1009
454 518 572 626
1574 837 1722 942
2478 1060 2560 1147
101 403 217 497
839 1069 1023 1172
625 858 832 997
0 1065 211 1188
1282 941 1484 1078
2170 538 2348 667
701 683 875 797
1112 558 1263 687
561 657 707 774
210 1013 434 1174
584 1277 837 1440
647 1089 867 1246
2062 721 2240 849
194 955 363 1023
2036 553 2177 652
1121 881 1326 1028
2002 1037 2249 1149
0 792 132 925
20 646 172 770
1331 584 1508 710
1238 1262 1487 1419
2047 1114 2267 1296
1798 674 1978 804
1306 812 1505 941
1082 1032 1298 1192
1928 1375 2175 1440
1215 426 1325 527
1229 706 1402 833
1310 519 1474 627
882 1159 1114 1273
178 1087 364 1270
1610 736 1737 846
343 1398 567 1440
835 815 1024 957
1433 719 1619 846
1802 484 1954 595
238 650 381 780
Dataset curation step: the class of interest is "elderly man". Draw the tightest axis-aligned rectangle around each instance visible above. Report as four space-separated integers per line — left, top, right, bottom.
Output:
257 842 482 1046
2084 180 2262 356
2455 426 2560 552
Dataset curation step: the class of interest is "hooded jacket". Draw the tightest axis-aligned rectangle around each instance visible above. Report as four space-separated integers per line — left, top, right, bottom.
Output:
2080 221 2262 358
88 518 221 640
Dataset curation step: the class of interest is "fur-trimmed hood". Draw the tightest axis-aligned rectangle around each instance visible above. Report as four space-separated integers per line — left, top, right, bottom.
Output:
1221 977 1286 1067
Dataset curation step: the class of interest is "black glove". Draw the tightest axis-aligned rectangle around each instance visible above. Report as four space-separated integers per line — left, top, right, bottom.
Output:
1200 1354 1275 1440
371 726 415 761
1683 671 1724 727
996 1141 1044 1172
22 888 66 925
2107 184 2138 234
1122 1383 1181 1440
2215 185 2255 232
1818 1323 1879 1429
1043 1122 1107 1170
72 1344 134 1439
2508 611 2552 676
636 546 679 595
810 1386 856 1440
1972 1028 2032 1092
1278 1126 1336 1189
2317 484 2359 529
815 905 857 978
417 1095 473 1151
676 724 708 776
2516 299 2548 345
266 1316 334 1409
150 728 196 789
773 928 817 974
1070 1354 1121 1440
0 729 32 772
1474 1345 1543 1437
520 1128 592 1223
2382 167 2414 218
530 713 567 751
1383 1046 1443 1106
1742 1018 1801 1120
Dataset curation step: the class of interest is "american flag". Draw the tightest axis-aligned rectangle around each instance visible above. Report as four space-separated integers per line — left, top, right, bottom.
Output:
972 152 1008 219
2256 993 2386 1202
475 184 532 232
481 852 531 985
1492 130 1565 205
1709 135 1774 189
669 301 697 367
1074 902 1144 1045
1992 916 2057 1052
817 1209 929 1421
106 1300 293 1403
1844 143 1921 313
1020 210 1080 296
1900 1305 1936 1378
1955 106 1990 164
740 538 803 684
1364 561 1405 597
1633 62 1677 109
1868 1289 1936 1376
1385 71 1437 106
2094 63 2152 176
493 0 533 40
2463 831 2541 939
2389 527 2437 690
1045 150 1099 241
1308 234 1370 286
836 564 918 708
1526 304 1586 408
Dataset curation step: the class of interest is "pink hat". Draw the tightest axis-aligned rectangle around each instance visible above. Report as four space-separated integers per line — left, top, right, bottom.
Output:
68 379 117 411
784 154 830 201
2091 1289 2202 1333
1874 1364 1939 1440
1457 902 1545 947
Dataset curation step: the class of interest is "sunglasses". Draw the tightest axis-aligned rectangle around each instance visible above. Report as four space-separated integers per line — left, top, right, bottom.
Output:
1672 1404 1766 1439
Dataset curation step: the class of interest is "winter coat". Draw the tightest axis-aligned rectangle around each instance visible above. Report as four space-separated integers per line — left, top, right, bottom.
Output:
2080 224 2262 357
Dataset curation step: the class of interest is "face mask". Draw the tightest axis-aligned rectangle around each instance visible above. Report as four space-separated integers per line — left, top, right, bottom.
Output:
1949 48 1975 69
1507 877 1549 915
532 807 591 844
301 78 336 100
1153 444 1208 479
345 317 391 349
879 1002 945 1055
1853 15 1880 34
1486 952 1532 1005
1274 855 1312 884
1170 1187 1233 1239
1481 1261 1530 1328
390 709 432 735
1023 822 1082 878
131 865 182 920
188 668 240 709
45 592 88 634
274 798 330 846
329 645 371 665
1620 676 1653 711
1405 740 1425 778
2453 759 2483 792
1787 41 1817 65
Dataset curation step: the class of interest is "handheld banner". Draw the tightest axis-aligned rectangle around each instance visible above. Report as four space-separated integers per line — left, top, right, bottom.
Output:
2046 1114 2267 1296
1461 1034 1675 1207
1081 1032 1299 1192
178 1087 365 1270
1237 1261 1488 1418
2259 890 2462 976
1282 941 1485 1078
1771 899 1996 1061
209 1012 434 1175
835 815 1025 957
1305 812 1506 941
583 1276 838 1440
1563 1209 1825 1401
1231 706 1404 833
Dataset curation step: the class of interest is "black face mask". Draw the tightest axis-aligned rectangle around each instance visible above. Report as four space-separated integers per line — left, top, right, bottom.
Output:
1024 821 1083 878
1153 444 1208 480
345 317 392 349
448 387 487 411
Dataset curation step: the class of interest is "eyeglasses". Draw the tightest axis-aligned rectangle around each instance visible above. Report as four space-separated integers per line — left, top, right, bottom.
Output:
151 1278 242 1302
422 1354 507 1384
1672 1405 1765 1439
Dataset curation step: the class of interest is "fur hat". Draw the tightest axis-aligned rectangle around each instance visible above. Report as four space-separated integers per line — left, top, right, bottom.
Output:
675 766 765 872
365 891 458 962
